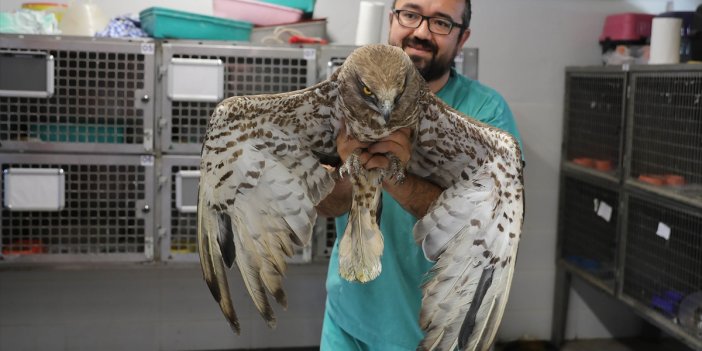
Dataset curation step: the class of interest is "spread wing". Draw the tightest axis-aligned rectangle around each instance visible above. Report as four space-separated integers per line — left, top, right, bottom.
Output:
410 94 524 351
197 79 341 333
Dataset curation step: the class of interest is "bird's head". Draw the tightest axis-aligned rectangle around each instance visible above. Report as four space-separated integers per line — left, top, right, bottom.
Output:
336 44 426 142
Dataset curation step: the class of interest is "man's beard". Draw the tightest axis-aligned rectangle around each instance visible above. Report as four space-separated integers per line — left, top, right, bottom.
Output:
400 37 455 82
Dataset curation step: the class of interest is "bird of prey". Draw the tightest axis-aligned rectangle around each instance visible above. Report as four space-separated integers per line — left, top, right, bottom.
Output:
198 44 524 351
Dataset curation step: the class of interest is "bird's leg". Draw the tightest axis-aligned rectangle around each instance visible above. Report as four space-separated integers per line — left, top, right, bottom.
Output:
385 153 406 185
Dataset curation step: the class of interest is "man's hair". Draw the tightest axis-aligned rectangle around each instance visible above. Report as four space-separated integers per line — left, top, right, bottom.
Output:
391 0 472 28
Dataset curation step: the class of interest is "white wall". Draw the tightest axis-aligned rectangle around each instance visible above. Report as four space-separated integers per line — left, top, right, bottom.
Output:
2 0 701 348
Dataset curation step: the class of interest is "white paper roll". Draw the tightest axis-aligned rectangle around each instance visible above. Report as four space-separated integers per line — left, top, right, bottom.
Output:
649 17 682 64
355 1 385 46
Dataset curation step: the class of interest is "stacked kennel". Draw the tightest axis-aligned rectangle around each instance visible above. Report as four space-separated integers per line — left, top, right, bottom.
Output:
554 65 702 350
0 35 157 263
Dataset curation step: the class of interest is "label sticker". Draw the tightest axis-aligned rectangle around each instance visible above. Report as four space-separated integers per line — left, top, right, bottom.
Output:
140 155 154 167
656 222 671 240
141 43 155 55
303 48 316 60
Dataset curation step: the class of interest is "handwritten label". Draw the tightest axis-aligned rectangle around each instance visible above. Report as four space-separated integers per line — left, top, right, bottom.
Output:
141 43 155 55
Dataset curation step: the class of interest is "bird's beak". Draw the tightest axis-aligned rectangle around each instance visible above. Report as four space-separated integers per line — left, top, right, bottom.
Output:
381 100 393 123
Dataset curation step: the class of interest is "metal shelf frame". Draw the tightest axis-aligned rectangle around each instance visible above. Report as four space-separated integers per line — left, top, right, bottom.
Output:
554 64 702 351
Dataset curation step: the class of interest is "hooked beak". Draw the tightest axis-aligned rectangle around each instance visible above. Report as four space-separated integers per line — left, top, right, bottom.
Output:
381 100 393 123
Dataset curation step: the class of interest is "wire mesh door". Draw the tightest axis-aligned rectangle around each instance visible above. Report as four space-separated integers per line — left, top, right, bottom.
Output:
622 193 702 335
0 153 155 263
559 174 619 290
627 69 702 207
159 43 317 154
563 68 627 180
0 35 156 154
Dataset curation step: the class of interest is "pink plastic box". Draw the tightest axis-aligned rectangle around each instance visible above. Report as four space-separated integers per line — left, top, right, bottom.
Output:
213 0 303 26
599 13 655 43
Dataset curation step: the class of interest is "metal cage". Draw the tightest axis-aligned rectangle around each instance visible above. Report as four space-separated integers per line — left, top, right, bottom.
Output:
158 155 329 263
158 42 317 154
0 35 156 154
621 191 702 340
626 67 702 208
313 215 337 260
559 173 619 291
0 153 155 263
562 67 627 181
317 45 358 83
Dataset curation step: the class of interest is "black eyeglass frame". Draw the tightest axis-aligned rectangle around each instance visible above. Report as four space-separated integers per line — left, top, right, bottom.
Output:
391 9 466 35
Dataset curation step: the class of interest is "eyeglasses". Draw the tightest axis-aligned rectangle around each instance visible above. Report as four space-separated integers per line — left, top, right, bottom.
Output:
392 9 465 35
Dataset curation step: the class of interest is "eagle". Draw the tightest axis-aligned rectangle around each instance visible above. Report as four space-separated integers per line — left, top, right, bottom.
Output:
197 44 524 351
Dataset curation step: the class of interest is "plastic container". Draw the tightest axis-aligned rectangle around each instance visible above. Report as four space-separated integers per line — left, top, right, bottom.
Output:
28 124 125 143
659 11 695 62
140 7 252 41
258 0 315 14
678 292 702 338
213 0 304 26
21 2 68 22
250 18 327 43
691 5 702 61
600 13 655 52
58 0 108 36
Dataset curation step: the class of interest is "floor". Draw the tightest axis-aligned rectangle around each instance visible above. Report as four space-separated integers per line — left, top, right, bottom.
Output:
231 337 695 350
496 337 694 351
559 338 693 351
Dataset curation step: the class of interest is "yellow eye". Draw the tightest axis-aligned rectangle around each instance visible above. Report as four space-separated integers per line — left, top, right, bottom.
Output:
362 85 373 96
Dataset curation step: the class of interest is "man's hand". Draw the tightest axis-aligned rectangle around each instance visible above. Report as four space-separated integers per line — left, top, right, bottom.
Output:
336 124 370 165
366 127 412 173
317 125 442 219
337 125 412 173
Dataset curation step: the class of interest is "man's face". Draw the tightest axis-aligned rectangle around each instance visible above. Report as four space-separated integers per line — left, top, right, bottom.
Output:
388 0 470 82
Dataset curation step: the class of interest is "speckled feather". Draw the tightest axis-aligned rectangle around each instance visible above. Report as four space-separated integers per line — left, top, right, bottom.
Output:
197 44 524 351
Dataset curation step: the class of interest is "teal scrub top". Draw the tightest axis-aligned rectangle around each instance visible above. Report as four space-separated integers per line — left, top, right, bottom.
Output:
324 68 522 349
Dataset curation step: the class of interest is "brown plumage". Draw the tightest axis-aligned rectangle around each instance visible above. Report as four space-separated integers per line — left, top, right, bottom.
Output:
198 44 524 350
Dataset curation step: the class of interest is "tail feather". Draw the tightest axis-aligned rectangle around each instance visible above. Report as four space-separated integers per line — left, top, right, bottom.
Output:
337 170 384 283
338 203 384 282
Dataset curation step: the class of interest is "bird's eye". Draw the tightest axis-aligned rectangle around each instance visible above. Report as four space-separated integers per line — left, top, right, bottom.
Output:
362 85 373 96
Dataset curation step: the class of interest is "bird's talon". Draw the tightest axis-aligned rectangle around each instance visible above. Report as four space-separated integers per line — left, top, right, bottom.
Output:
394 172 406 185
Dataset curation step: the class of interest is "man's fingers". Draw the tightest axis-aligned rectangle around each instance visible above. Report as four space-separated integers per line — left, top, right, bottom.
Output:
337 124 370 163
365 155 390 170
367 127 412 164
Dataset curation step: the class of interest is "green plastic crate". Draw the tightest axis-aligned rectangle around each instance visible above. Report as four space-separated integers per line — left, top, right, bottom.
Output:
259 0 315 14
140 7 252 41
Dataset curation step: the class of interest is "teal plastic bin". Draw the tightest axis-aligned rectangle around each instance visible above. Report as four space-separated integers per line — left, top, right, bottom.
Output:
259 0 315 14
140 7 252 41
29 124 125 143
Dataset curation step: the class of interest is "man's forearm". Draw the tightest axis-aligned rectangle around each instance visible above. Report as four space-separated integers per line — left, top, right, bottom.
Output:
316 176 353 218
383 173 443 219
316 170 443 219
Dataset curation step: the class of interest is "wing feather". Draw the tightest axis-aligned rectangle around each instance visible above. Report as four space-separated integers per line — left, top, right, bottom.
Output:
198 79 341 331
411 94 524 351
